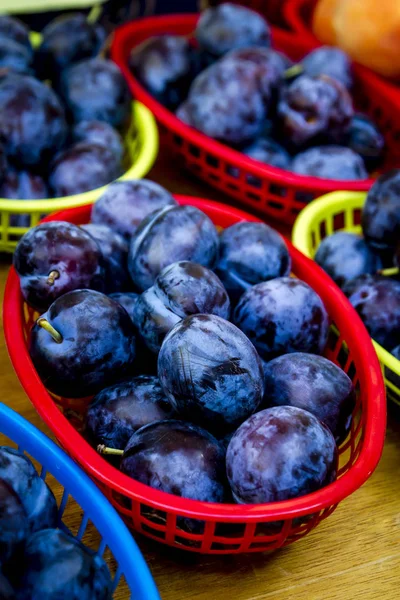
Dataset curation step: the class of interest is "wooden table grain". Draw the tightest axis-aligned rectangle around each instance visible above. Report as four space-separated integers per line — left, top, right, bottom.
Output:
1 155 399 600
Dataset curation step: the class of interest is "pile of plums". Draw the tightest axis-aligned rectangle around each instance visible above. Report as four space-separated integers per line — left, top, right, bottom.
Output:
0 446 112 598
0 13 132 222
313 168 400 361
13 178 358 516
129 2 386 181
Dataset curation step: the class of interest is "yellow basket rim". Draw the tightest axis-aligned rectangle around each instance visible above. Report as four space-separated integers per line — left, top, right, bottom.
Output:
292 190 400 380
0 101 159 213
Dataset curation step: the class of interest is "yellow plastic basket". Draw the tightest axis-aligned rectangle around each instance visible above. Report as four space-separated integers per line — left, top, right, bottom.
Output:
292 190 400 408
0 100 159 252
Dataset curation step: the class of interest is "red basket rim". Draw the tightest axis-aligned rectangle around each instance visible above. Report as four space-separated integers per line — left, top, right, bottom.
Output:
110 14 397 193
3 195 386 522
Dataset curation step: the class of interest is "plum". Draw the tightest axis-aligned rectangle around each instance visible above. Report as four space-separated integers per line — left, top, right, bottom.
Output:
278 75 353 149
343 274 400 350
195 3 271 60
346 113 385 171
315 231 382 287
81 224 131 293
0 16 32 53
0 479 28 565
109 292 139 321
128 204 219 291
13 221 105 312
17 529 112 600
60 58 132 127
29 289 136 398
176 58 266 146
0 447 57 534
361 170 400 252
158 314 264 432
133 261 231 352
215 222 291 304
72 120 124 162
36 13 106 82
86 375 175 450
1 167 49 227
121 420 228 505
239 137 291 173
91 180 177 240
262 353 355 443
233 277 329 361
0 73 67 168
0 573 15 600
226 406 337 504
292 146 367 180
129 35 202 110
0 37 33 74
49 143 122 198
301 46 353 89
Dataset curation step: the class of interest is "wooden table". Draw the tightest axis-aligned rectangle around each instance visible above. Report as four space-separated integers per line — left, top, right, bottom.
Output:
1 155 399 600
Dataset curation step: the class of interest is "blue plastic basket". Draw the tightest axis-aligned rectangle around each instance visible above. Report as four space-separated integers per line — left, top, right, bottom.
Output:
0 402 160 600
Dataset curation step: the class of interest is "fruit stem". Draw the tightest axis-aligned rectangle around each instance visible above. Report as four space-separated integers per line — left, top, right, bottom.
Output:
37 318 63 344
378 267 399 277
284 64 304 79
97 444 124 456
47 270 59 286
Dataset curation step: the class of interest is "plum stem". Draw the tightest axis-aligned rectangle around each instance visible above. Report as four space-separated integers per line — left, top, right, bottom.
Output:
284 64 304 79
47 270 59 286
97 444 124 456
37 318 63 344
378 267 399 277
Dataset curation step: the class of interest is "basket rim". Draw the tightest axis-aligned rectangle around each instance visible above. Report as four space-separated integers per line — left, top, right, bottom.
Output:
111 13 396 193
292 189 400 378
3 195 386 522
0 101 159 213
283 0 320 43
0 402 161 600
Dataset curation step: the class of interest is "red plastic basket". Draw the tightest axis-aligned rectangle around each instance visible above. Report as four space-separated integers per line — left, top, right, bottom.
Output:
111 15 400 225
4 197 386 554
284 0 400 96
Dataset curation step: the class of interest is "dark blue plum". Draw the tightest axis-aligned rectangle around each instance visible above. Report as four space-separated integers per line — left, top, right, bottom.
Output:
60 58 132 127
109 292 139 321
81 224 131 293
240 137 291 171
121 420 228 506
361 170 400 252
29 290 136 398
91 179 177 240
49 142 122 198
292 146 367 180
0 73 67 168
215 222 291 304
72 120 124 162
1 167 49 227
226 406 338 504
0 573 15 599
129 35 202 110
233 277 329 361
346 114 385 171
128 205 219 291
343 275 400 350
315 231 382 287
86 375 175 450
13 221 105 312
36 13 106 83
0 447 57 534
133 261 230 353
0 478 28 566
195 3 271 60
0 16 32 53
17 529 112 600
158 314 264 433
0 36 32 74
301 46 353 89
262 353 355 443
278 75 353 149
176 58 266 146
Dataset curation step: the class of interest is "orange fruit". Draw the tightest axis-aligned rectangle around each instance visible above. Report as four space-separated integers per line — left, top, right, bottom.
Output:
312 0 340 45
